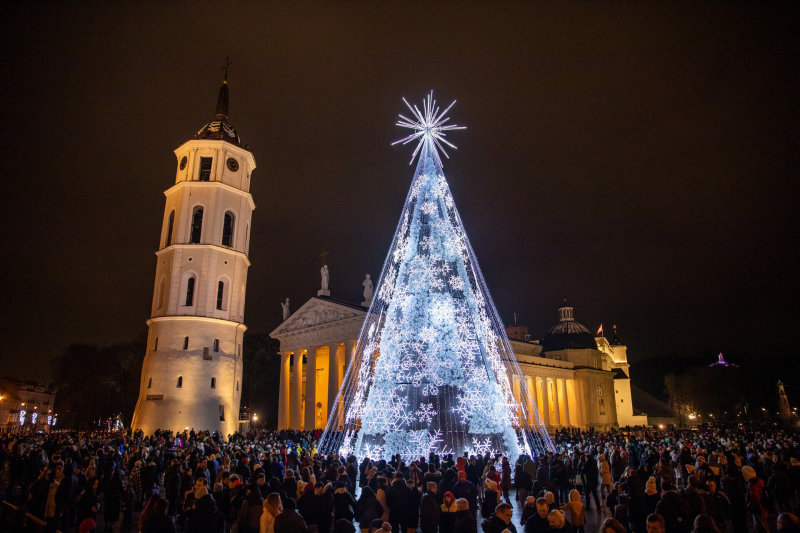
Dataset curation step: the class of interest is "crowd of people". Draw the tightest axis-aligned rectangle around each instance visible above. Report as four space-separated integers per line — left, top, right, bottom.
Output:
1 426 799 533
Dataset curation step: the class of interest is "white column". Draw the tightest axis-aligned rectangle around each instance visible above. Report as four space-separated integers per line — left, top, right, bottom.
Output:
327 343 341 419
291 351 303 429
344 339 357 372
562 379 571 427
278 351 291 429
551 379 561 428
525 376 535 425
304 347 318 430
539 378 550 428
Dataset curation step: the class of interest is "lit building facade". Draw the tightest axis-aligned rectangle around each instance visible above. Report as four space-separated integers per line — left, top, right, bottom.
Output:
273 294 648 431
131 76 255 435
0 378 57 434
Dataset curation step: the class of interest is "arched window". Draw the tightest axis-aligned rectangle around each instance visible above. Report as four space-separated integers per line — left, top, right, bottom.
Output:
190 206 204 243
185 277 195 306
177 376 183 388
216 281 225 310
222 212 235 247
211 377 216 389
165 210 175 247
183 336 189 349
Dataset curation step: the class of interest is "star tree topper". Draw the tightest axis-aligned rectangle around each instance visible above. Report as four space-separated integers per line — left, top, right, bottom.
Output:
392 91 466 164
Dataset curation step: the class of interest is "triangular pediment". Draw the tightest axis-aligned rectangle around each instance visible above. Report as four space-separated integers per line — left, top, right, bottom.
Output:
270 297 365 337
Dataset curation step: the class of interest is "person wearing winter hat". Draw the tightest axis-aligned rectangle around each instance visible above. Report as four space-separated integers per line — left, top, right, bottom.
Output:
742 465 769 533
440 491 458 533
482 479 500 519
78 517 96 533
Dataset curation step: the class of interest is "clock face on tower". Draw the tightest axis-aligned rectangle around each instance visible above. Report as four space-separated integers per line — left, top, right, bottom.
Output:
226 158 239 172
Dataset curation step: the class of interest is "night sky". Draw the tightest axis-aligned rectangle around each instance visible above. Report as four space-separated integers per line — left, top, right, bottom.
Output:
3 3 798 382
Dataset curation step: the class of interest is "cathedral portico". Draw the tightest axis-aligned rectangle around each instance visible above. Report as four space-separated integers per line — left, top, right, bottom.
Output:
271 296 366 430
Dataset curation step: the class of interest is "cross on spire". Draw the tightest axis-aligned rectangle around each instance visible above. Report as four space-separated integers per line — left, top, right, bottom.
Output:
222 56 233 82
318 248 330 266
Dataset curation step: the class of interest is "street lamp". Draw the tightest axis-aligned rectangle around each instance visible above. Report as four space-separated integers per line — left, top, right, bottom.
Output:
252 414 258 422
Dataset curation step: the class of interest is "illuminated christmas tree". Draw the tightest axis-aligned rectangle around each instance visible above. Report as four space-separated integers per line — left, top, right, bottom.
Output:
319 93 553 462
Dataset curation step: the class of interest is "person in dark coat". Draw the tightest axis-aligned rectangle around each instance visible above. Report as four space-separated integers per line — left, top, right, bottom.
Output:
482 503 517 533
482 479 500 519
237 484 264 533
184 487 225 533
388 478 417 533
419 482 442 533
581 454 601 511
356 486 384 530
77 477 101 522
139 496 177 533
524 498 551 533
274 498 310 533
454 498 477 533
103 466 124 532
655 482 691 533
333 482 356 522
451 471 479 517
164 463 182 516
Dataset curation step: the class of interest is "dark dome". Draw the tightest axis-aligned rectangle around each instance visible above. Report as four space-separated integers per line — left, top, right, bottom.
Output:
541 305 598 352
195 79 241 146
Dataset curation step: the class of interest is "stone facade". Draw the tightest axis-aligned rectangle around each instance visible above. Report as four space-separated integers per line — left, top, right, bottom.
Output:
131 80 254 436
273 299 649 432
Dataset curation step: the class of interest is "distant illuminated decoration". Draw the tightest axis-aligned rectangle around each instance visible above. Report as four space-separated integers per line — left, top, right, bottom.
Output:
319 93 554 462
32 412 38 425
709 353 738 368
19 409 26 425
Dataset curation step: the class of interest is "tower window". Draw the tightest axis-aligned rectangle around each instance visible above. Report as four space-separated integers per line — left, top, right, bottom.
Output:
165 210 175 247
211 377 216 389
216 281 226 310
147 377 152 388
213 339 219 352
236 380 239 391
219 405 225 421
183 336 189 350
185 277 195 306
177 376 183 388
154 337 158 351
157 278 166 310
199 157 213 181
222 212 235 247
190 207 204 243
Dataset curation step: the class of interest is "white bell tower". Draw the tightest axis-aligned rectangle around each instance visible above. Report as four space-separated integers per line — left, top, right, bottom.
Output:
131 73 256 436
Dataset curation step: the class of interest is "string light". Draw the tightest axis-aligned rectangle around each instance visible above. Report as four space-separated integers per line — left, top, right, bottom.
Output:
319 93 554 462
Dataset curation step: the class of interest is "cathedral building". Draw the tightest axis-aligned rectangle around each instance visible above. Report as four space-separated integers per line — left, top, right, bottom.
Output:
131 76 255 435
272 280 648 431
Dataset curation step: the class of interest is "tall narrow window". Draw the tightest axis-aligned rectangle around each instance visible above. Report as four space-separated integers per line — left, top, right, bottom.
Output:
157 278 166 309
216 281 225 310
213 339 219 352
219 405 225 421
236 381 239 391
211 377 216 389
165 210 175 247
147 377 152 388
183 336 189 350
154 337 158 351
190 207 204 243
185 277 195 306
177 376 183 388
222 212 235 247
199 157 213 181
